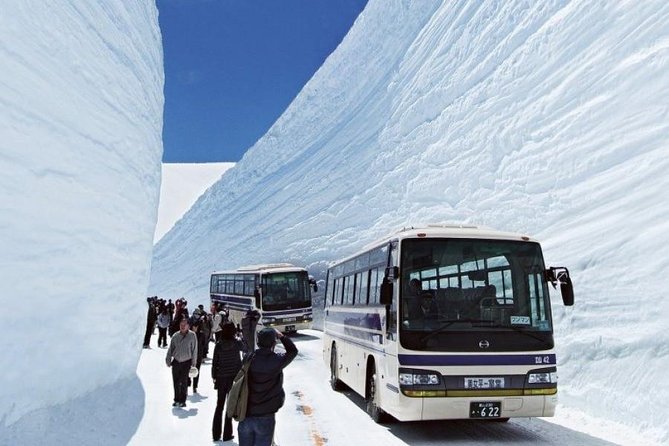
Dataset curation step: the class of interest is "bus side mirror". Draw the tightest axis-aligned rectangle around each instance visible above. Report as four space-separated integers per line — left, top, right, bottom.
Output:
380 280 393 306
254 287 261 308
309 276 318 293
560 276 574 306
546 267 574 306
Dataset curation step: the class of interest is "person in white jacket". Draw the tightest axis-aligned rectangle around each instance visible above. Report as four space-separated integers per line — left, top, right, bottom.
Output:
156 307 170 348
211 303 228 342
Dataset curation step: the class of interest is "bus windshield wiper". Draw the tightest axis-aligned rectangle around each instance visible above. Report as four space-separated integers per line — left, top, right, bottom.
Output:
420 318 489 344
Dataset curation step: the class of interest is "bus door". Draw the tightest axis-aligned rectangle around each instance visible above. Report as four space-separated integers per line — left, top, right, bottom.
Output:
381 242 401 412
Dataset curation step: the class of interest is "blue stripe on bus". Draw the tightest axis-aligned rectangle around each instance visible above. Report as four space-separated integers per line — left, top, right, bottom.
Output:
325 310 383 331
211 294 253 305
326 322 383 345
264 309 312 316
326 331 388 355
398 354 556 366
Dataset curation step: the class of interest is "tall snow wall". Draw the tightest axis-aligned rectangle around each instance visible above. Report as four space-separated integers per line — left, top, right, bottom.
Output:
0 0 163 439
150 0 669 442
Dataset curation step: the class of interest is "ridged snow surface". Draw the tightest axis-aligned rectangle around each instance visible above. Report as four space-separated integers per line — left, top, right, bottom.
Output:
0 0 163 433
150 0 669 442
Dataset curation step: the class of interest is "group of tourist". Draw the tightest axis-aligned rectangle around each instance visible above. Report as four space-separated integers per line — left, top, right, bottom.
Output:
144 297 297 445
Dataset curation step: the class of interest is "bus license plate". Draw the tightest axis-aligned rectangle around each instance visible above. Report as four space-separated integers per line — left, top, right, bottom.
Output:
285 325 296 332
470 402 501 418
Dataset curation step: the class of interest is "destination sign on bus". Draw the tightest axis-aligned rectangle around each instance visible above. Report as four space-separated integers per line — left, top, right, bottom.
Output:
464 377 505 389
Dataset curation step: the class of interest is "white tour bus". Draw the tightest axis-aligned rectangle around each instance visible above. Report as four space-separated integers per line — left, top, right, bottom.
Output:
323 225 574 422
210 263 317 333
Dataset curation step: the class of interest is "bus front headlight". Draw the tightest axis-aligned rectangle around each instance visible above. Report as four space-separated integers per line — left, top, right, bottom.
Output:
261 317 276 325
399 371 440 386
528 372 558 384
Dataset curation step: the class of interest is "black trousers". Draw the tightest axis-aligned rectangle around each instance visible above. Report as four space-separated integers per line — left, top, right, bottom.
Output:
193 358 202 391
212 376 235 440
171 359 191 404
143 321 154 347
157 327 167 347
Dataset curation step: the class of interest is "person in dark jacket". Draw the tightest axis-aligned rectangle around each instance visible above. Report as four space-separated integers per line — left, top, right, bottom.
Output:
190 317 206 393
212 321 246 442
143 297 157 348
238 328 298 446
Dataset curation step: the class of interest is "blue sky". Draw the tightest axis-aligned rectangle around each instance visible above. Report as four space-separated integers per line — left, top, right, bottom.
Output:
158 0 368 163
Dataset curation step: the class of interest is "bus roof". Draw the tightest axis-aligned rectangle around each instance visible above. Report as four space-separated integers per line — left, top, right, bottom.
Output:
332 224 539 266
377 224 537 245
211 263 307 275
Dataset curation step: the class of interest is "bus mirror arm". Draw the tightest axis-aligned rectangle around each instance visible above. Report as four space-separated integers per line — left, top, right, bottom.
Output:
545 267 574 306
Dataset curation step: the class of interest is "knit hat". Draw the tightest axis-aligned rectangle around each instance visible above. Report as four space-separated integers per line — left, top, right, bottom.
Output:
257 328 277 348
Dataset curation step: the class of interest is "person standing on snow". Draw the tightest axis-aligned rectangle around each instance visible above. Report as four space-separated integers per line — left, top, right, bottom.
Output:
165 317 198 408
238 328 297 446
143 296 157 348
156 306 170 348
211 321 246 442
190 317 206 394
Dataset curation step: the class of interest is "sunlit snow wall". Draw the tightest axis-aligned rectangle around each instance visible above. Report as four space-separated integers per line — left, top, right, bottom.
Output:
0 0 163 438
151 1 669 443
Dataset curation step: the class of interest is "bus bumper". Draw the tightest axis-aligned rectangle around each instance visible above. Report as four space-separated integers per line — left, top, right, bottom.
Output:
390 393 558 421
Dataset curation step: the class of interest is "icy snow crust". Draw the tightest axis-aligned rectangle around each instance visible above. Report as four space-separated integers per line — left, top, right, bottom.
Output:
0 0 163 434
150 0 669 443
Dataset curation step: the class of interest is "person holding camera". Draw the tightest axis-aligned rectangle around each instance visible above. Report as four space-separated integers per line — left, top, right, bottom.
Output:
238 328 298 446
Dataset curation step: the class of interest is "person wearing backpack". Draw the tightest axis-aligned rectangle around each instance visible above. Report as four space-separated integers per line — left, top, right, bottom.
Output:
212 321 246 442
238 328 297 446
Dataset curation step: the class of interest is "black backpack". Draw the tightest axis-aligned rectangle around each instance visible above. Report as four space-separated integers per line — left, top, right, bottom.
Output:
218 310 229 329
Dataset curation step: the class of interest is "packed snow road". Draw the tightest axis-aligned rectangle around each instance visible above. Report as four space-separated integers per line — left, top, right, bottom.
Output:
132 330 614 446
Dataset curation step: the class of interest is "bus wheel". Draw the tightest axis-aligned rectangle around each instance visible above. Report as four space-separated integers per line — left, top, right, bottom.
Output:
366 364 387 423
330 345 344 391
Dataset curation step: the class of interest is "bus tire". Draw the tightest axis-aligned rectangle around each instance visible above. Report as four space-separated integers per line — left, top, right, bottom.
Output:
366 362 388 423
330 344 344 391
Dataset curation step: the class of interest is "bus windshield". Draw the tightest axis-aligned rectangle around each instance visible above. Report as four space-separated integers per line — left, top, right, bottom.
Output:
261 271 311 311
400 238 554 352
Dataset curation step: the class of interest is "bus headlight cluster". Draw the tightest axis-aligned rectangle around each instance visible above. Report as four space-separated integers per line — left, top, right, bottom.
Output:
528 372 557 384
399 372 440 386
261 317 276 325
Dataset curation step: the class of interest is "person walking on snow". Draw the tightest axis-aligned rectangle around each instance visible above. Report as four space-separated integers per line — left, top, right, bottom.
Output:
165 317 198 408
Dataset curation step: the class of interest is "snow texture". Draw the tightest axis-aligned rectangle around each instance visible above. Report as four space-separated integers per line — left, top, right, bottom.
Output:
150 0 669 443
0 0 163 433
154 162 234 243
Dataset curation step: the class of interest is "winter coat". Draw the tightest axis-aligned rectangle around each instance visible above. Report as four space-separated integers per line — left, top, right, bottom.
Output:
246 336 298 417
212 339 245 382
